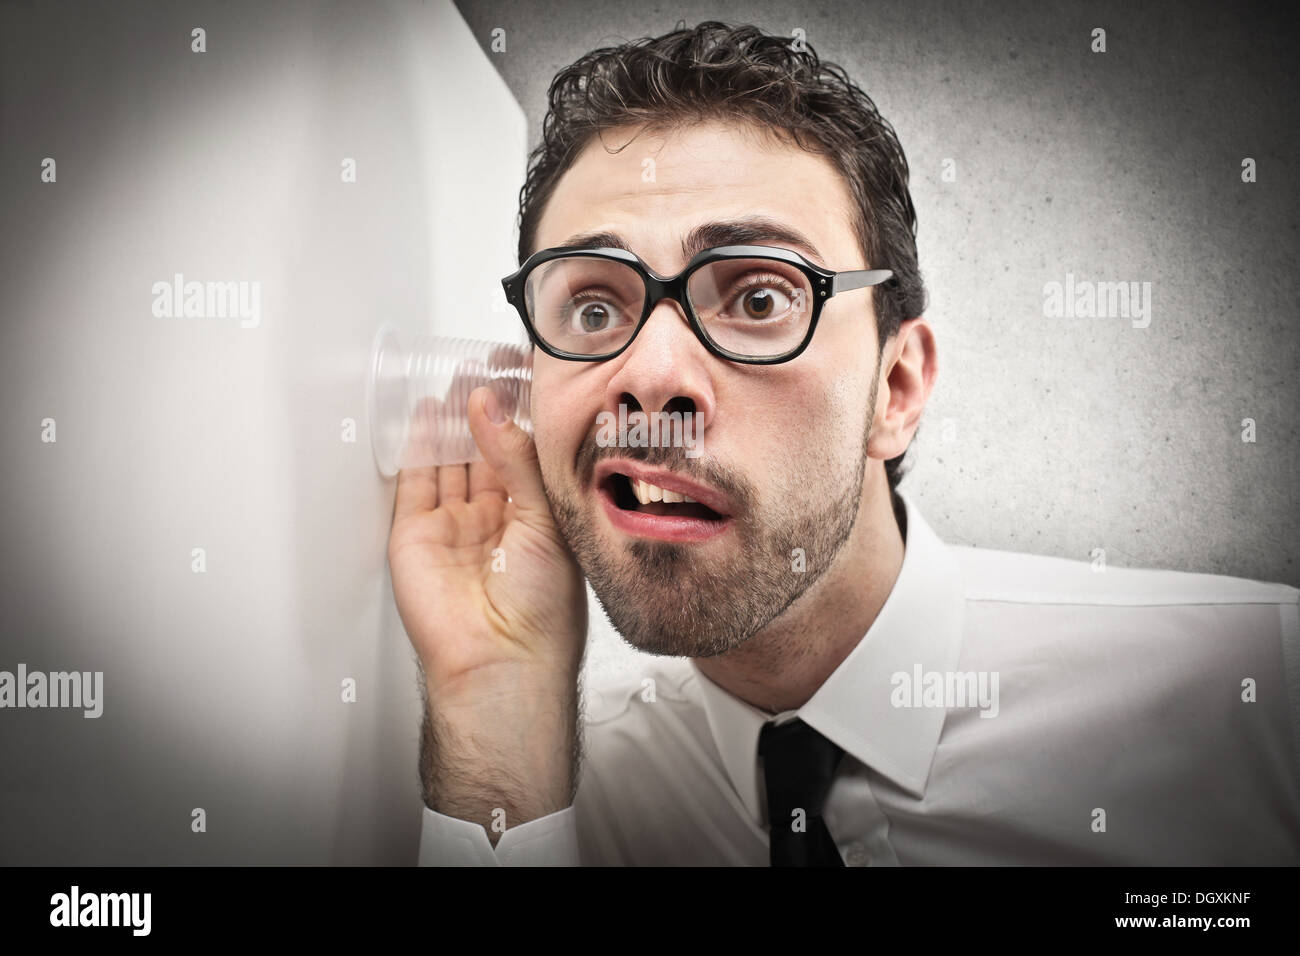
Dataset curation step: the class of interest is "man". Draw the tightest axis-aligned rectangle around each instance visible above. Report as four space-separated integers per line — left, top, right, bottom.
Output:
388 21 1300 865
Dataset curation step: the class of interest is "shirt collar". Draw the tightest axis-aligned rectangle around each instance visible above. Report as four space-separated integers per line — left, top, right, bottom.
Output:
689 489 966 825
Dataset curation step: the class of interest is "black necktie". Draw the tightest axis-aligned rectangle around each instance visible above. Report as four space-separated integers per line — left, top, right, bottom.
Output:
758 717 846 866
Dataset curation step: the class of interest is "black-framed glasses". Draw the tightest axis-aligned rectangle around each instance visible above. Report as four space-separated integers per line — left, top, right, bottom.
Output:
501 244 895 365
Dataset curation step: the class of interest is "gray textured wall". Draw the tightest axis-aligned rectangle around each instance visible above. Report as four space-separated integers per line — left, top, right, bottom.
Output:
453 0 1299 587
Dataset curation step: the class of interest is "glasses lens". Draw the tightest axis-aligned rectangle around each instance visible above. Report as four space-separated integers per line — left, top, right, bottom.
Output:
686 258 815 358
524 256 646 356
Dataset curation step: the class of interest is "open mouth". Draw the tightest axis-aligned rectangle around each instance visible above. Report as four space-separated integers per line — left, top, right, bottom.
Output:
601 472 727 521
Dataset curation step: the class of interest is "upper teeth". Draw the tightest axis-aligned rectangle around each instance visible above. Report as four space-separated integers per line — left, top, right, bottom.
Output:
631 477 697 505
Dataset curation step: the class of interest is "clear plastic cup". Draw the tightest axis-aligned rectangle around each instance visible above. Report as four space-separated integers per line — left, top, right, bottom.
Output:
368 324 532 476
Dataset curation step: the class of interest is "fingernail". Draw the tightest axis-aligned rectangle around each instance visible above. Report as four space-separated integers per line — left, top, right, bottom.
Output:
483 388 506 424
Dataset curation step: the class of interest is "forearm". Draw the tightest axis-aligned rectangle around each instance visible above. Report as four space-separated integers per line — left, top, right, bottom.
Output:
419 668 581 847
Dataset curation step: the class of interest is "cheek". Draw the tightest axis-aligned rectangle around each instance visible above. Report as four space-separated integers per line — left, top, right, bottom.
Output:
733 375 860 504
530 389 569 480
742 315 875 491
531 367 596 477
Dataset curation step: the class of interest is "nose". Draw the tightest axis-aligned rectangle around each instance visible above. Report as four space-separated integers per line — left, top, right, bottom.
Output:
601 297 717 443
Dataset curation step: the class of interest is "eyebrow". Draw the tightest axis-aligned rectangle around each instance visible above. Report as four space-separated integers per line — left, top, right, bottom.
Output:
553 216 827 268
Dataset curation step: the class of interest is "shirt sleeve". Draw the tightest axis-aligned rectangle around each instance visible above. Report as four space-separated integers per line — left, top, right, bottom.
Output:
417 804 581 866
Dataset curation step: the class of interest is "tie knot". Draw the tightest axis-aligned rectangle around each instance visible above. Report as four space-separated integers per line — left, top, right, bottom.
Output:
758 718 845 817
758 717 847 866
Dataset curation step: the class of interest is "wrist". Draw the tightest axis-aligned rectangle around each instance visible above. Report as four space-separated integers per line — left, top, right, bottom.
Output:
420 667 579 833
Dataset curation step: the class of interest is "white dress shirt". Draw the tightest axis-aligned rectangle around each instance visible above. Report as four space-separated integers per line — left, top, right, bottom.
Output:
418 490 1300 865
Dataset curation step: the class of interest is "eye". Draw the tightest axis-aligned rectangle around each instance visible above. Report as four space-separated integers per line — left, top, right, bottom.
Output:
725 274 800 321
567 292 632 335
739 287 789 320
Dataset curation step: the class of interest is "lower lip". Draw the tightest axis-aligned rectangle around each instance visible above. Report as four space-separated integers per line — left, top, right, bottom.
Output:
598 483 734 543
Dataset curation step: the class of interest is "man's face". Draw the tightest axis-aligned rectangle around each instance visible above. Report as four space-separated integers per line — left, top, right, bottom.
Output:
530 119 886 657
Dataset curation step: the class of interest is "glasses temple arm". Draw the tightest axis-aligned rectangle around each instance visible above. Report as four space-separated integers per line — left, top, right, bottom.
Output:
831 269 894 296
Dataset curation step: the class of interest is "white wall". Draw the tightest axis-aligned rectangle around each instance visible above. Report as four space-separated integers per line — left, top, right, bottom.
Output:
0 0 527 863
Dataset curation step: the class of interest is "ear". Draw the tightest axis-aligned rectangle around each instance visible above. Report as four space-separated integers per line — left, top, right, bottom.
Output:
866 316 938 463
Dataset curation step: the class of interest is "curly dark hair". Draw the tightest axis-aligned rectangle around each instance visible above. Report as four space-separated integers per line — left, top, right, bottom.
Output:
515 20 926 495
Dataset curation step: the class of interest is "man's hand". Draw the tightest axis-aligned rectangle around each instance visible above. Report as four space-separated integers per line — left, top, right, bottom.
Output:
388 383 587 843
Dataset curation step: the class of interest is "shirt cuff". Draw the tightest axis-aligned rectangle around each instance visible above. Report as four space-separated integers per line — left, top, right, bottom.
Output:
418 804 581 866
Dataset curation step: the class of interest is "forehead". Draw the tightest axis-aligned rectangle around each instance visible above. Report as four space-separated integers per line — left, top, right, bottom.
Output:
534 119 861 273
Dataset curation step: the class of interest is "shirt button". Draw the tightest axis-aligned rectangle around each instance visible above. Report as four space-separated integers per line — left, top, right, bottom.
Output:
844 843 869 866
